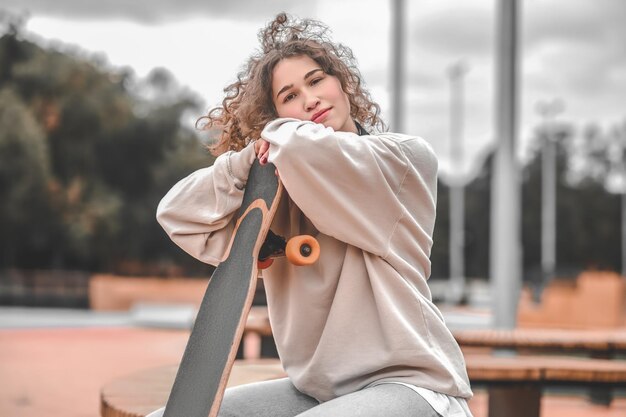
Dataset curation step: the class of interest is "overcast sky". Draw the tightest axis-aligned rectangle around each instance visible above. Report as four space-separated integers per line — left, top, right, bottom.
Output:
3 0 625 177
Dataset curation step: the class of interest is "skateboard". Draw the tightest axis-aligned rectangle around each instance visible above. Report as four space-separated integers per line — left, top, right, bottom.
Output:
160 161 319 417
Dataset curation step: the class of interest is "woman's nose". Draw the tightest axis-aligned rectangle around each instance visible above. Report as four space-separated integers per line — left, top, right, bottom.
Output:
304 94 320 112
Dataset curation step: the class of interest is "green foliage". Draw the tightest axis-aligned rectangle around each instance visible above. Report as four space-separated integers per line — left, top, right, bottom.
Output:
0 25 213 275
0 87 55 267
1 12 622 279
431 153 492 280
431 119 624 281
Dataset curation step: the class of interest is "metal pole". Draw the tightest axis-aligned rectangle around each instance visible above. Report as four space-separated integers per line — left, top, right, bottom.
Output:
536 99 563 295
607 126 626 279
447 62 469 304
622 191 626 278
390 0 405 133
541 134 556 287
612 126 626 279
491 0 521 329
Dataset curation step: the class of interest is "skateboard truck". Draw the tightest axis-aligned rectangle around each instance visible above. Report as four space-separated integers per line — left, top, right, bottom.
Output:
258 230 320 269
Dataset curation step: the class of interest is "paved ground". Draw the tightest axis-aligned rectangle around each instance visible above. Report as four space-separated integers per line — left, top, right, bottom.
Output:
0 327 189 417
1 307 625 417
0 305 197 329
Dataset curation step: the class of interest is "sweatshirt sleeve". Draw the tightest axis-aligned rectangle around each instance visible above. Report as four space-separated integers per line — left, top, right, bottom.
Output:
156 141 257 265
261 118 415 258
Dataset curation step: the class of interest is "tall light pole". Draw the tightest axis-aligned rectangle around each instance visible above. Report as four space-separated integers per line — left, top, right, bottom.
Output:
447 61 469 304
535 99 564 298
607 123 626 278
491 0 521 329
621 156 626 278
390 0 406 133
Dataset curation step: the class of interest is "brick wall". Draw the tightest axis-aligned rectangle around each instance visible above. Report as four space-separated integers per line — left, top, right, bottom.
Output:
518 271 626 328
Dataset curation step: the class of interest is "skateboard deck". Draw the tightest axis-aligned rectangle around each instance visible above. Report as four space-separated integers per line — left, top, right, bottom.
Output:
162 160 282 417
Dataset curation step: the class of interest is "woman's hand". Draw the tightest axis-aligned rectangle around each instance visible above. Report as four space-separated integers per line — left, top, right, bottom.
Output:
255 139 270 165
254 139 279 177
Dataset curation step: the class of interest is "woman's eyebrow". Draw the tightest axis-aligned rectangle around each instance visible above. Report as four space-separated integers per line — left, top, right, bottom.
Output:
276 68 324 99
304 68 323 80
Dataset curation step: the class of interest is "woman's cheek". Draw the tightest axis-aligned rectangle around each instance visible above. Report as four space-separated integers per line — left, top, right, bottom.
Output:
282 106 303 120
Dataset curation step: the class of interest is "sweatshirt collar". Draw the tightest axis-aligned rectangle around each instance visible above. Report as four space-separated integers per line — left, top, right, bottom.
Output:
355 121 369 136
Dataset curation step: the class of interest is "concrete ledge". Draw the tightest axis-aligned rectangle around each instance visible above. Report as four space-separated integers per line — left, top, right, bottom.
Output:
89 275 208 311
518 272 626 329
100 359 285 417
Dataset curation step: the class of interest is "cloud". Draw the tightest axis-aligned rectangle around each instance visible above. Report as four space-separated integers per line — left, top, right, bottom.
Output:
523 0 626 81
404 0 626 168
522 0 626 125
411 0 626 61
524 0 626 49
5 0 624 175
2 0 311 24
411 5 493 57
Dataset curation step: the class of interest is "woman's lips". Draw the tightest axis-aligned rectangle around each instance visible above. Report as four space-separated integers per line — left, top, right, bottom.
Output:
311 108 331 123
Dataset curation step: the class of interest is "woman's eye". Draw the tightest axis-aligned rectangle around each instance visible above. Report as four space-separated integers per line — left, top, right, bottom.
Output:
311 77 323 86
284 93 296 103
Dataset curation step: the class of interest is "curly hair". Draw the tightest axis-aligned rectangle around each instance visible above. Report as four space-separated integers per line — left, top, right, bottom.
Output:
197 12 385 156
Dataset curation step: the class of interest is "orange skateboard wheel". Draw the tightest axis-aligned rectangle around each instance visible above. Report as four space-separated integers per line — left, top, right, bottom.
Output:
285 235 320 266
258 258 274 270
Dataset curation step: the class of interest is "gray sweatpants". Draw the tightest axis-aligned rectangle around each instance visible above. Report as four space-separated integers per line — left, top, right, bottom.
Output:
146 378 440 417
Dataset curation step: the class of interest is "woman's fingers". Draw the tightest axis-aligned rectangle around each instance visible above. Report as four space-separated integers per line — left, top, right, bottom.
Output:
253 140 276 175
259 150 268 165
256 140 270 165
254 139 267 154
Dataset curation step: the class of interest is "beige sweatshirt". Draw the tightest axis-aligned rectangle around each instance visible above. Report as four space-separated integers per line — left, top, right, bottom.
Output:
156 118 473 403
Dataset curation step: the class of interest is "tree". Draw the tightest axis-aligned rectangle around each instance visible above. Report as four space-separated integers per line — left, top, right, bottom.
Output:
0 22 213 275
0 88 56 267
522 121 621 280
431 118 623 284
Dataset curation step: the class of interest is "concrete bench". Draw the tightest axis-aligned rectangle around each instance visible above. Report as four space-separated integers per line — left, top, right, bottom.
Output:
238 305 276 359
466 353 626 417
240 309 626 414
100 359 286 417
454 327 626 405
100 355 626 417
453 328 626 355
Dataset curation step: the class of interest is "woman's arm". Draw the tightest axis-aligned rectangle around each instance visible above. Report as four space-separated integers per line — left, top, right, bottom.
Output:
261 118 437 259
156 141 258 265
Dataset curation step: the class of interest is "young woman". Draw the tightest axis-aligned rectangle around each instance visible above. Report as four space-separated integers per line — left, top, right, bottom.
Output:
155 13 473 417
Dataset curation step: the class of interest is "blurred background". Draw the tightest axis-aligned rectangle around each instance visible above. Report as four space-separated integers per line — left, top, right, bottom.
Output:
1 0 625 283
1 0 625 285
1 0 625 416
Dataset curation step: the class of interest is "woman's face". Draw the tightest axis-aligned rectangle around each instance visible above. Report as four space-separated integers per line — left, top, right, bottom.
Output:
271 55 357 134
